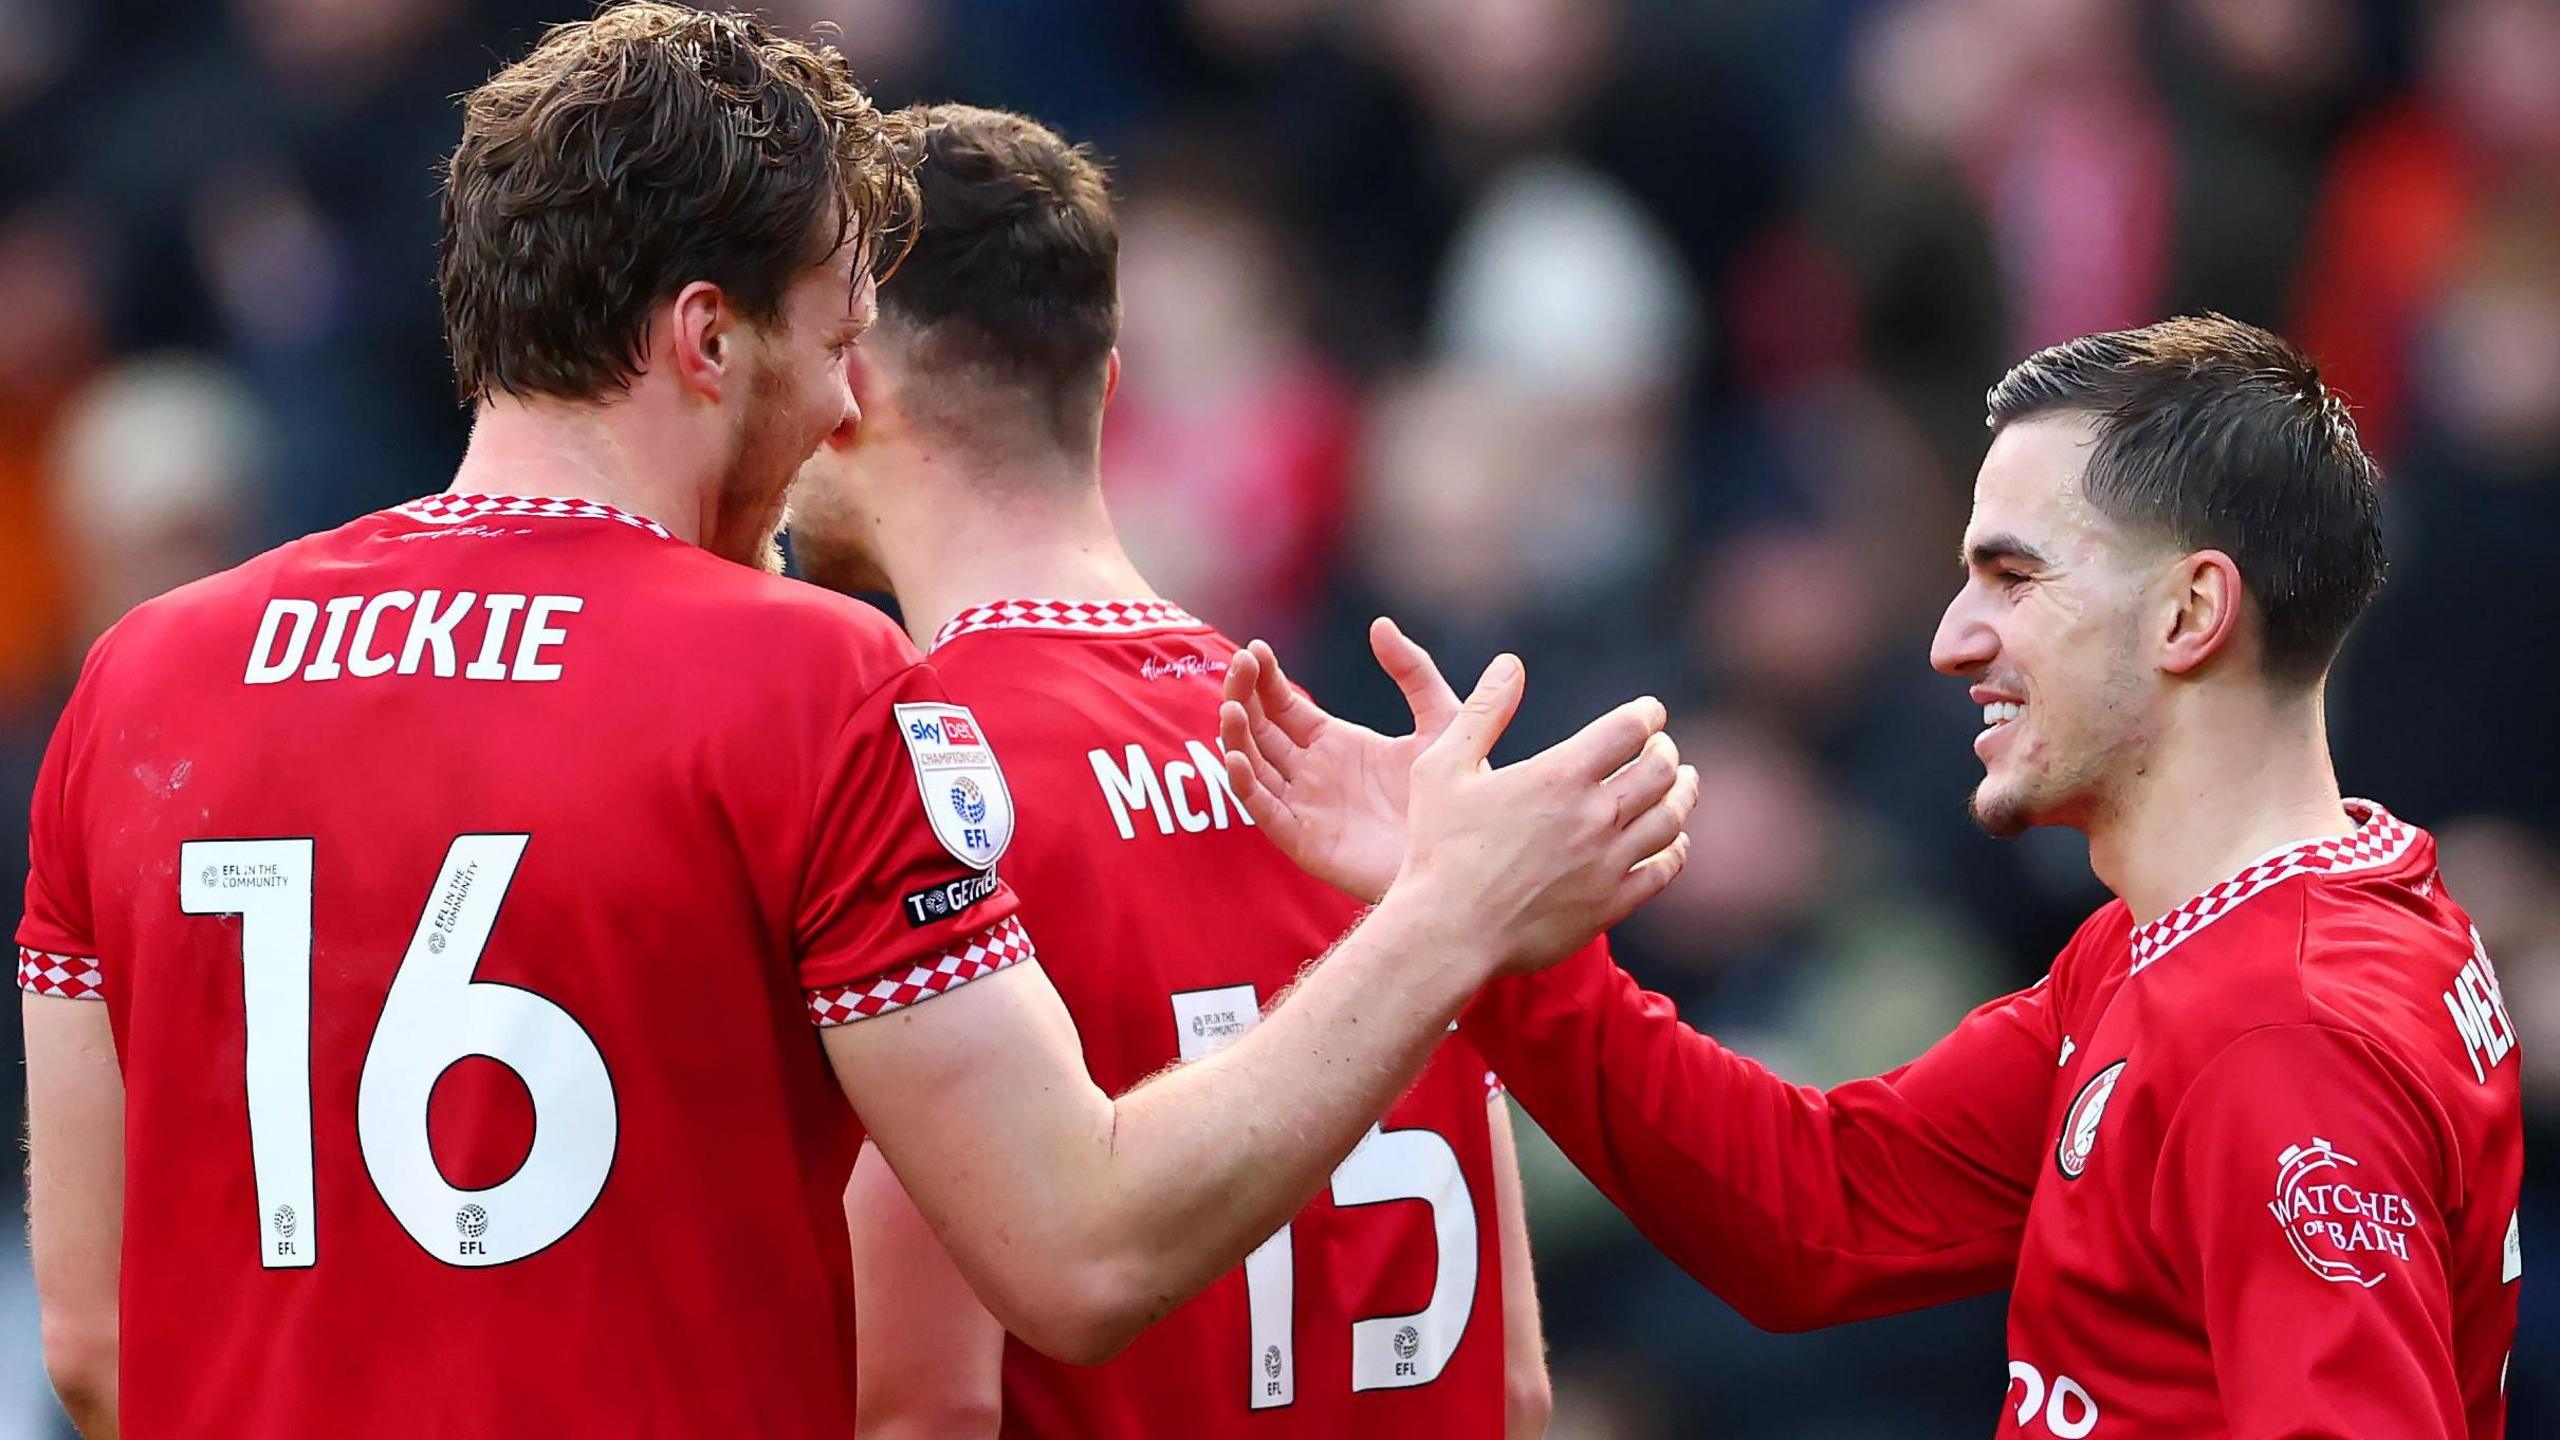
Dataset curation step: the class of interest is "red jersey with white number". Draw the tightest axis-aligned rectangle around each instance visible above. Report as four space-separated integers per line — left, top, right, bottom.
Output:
16 495 1033 1439
926 598 1508 1438
1467 801 2521 1439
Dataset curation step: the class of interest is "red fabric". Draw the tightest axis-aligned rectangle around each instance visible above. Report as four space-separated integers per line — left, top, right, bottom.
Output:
929 610 1508 1438
18 498 1020 1438
1467 806 2519 1438
2290 100 2481 459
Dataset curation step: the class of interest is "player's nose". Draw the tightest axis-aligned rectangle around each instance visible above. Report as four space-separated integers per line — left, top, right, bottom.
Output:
1929 587 1995 677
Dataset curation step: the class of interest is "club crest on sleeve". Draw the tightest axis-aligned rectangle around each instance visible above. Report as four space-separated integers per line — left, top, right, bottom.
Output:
2055 1058 2127 1180
2270 1138 2416 1288
893 702 1014 869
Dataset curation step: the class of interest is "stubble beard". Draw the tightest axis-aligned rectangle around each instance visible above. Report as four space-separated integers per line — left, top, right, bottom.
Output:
711 356 804 575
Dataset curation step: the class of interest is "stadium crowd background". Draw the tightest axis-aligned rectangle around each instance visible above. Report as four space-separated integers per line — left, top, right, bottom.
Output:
2 0 2555 1433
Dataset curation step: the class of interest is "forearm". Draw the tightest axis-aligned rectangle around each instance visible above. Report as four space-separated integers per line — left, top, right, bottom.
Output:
846 1144 1004 1438
841 886 1493 1361
25 994 124 1438
1466 944 2033 1330
51 1373 118 1440
1084 887 1489 1329
1490 1097 1551 1440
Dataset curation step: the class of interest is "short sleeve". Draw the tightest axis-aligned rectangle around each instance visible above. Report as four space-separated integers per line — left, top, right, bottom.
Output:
2150 1023 2465 1440
18 680 102 1001
796 662 1032 1026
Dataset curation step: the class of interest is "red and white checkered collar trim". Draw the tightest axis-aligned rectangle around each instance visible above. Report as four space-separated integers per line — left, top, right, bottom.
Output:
390 494 674 540
2128 799 2419 975
930 598 1205 652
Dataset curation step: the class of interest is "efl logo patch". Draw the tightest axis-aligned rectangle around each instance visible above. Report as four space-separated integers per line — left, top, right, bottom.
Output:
2054 1058 2126 1180
894 702 1014 869
2270 1138 2417 1287
903 870 1002 928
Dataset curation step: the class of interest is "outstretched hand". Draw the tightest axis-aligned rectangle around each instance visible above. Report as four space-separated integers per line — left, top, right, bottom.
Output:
1219 617 1458 903
1222 621 1698 976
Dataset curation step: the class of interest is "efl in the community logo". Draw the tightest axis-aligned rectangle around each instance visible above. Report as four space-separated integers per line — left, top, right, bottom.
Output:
2269 1138 2416 1287
2054 1058 2127 1180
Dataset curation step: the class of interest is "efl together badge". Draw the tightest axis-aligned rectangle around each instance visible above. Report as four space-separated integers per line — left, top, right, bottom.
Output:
894 703 1015 870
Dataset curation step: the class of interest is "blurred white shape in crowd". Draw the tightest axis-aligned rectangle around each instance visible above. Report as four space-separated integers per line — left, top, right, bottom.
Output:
51 354 271 638
1434 157 1700 405
1372 158 1695 620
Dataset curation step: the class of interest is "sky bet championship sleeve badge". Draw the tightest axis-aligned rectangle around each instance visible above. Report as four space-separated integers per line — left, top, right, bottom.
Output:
893 703 1015 871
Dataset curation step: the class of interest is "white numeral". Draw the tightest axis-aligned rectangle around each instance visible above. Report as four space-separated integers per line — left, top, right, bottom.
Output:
359 835 616 1264
1336 1124 1475 1390
1170 984 1480 1407
183 834 617 1269
183 839 319 1269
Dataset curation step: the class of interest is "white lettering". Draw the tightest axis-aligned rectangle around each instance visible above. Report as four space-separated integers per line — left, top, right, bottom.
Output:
246 599 320 684
300 596 368 681
1091 745 1174 839
1186 740 1251 827
1165 762 1214 833
2007 1361 2101 1437
399 590 476 677
2047 1376 2099 1439
511 595 581 681
2442 938 2516 1086
346 591 415 678
465 595 528 681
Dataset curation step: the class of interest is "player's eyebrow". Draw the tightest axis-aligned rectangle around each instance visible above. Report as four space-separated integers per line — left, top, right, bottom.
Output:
1965 535 2052 572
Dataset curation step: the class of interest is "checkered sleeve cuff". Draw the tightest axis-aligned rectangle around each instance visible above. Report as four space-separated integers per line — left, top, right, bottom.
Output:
18 947 103 1001
806 916 1035 1026
1486 1070 1505 1102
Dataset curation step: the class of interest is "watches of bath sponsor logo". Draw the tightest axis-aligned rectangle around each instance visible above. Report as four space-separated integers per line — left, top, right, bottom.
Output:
2054 1058 2127 1180
2269 1138 2416 1287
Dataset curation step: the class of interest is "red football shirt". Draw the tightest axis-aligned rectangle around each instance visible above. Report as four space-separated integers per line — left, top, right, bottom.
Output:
926 598 1508 1437
16 495 1033 1439
1466 801 2522 1439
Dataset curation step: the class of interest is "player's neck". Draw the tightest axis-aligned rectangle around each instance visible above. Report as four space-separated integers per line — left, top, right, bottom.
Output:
449 394 720 548
879 455 1159 652
2085 687 2352 925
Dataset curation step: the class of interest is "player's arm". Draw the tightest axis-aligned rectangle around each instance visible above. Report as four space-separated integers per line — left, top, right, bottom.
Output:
824 655 1696 1365
1221 641 2053 1331
1487 1089 1551 1439
24 994 123 1439
2151 1023 2467 1440
1466 941 2052 1330
844 1142 1003 1440
19 666 121 1438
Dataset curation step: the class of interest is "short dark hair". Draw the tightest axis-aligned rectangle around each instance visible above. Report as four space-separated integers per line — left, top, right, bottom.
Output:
874 103 1119 451
1985 314 2387 682
438 2 915 403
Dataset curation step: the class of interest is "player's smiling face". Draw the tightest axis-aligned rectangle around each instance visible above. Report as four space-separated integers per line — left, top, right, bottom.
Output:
717 243 878 573
1931 412 2161 838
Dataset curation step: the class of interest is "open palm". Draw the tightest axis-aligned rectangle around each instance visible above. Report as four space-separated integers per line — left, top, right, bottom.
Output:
1218 618 1462 903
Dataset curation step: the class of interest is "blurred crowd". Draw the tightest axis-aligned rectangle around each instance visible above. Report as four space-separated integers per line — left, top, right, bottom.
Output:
5 0 2558 1435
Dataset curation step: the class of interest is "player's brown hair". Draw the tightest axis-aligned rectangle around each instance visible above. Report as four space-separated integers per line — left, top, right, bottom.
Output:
1986 314 2388 684
438 1 916 403
873 104 1119 452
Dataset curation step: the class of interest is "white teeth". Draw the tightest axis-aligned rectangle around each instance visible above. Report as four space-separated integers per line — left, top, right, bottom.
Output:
1981 702 2024 728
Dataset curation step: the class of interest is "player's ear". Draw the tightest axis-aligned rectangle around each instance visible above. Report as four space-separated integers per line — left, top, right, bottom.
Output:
1102 348 1121 410
2158 549 2244 676
668 280 732 402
